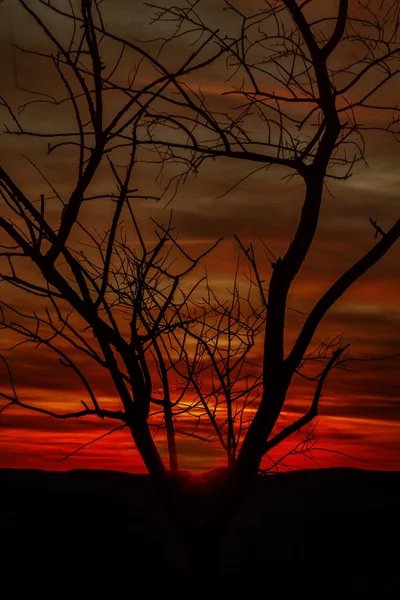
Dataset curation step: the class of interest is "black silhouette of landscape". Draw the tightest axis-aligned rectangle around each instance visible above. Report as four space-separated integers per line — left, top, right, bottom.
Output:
2 467 399 599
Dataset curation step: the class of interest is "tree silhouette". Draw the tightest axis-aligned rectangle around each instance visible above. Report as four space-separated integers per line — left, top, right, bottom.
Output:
0 0 399 593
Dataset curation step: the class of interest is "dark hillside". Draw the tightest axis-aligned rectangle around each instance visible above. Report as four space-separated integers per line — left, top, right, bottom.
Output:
1 468 399 599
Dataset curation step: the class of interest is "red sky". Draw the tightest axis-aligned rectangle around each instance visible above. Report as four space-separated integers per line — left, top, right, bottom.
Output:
0 0 399 474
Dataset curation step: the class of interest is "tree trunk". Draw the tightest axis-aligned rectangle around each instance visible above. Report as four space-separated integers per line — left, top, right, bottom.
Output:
237 379 289 479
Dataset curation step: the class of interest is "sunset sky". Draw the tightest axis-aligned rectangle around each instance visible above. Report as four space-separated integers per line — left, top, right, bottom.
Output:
0 0 399 474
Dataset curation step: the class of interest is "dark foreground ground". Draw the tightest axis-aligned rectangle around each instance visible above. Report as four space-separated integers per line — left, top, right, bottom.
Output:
1 467 399 599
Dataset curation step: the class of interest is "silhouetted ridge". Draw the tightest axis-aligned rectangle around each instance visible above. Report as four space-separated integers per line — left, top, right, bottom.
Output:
1 468 399 599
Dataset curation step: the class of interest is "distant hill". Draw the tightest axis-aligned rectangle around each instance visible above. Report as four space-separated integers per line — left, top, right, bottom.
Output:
1 468 399 599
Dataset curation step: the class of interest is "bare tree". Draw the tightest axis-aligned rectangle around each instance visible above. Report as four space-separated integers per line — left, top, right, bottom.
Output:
0 0 399 593
134 0 400 484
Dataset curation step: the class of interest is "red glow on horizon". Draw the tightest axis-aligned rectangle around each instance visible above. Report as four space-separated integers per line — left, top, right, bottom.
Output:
1 402 399 474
